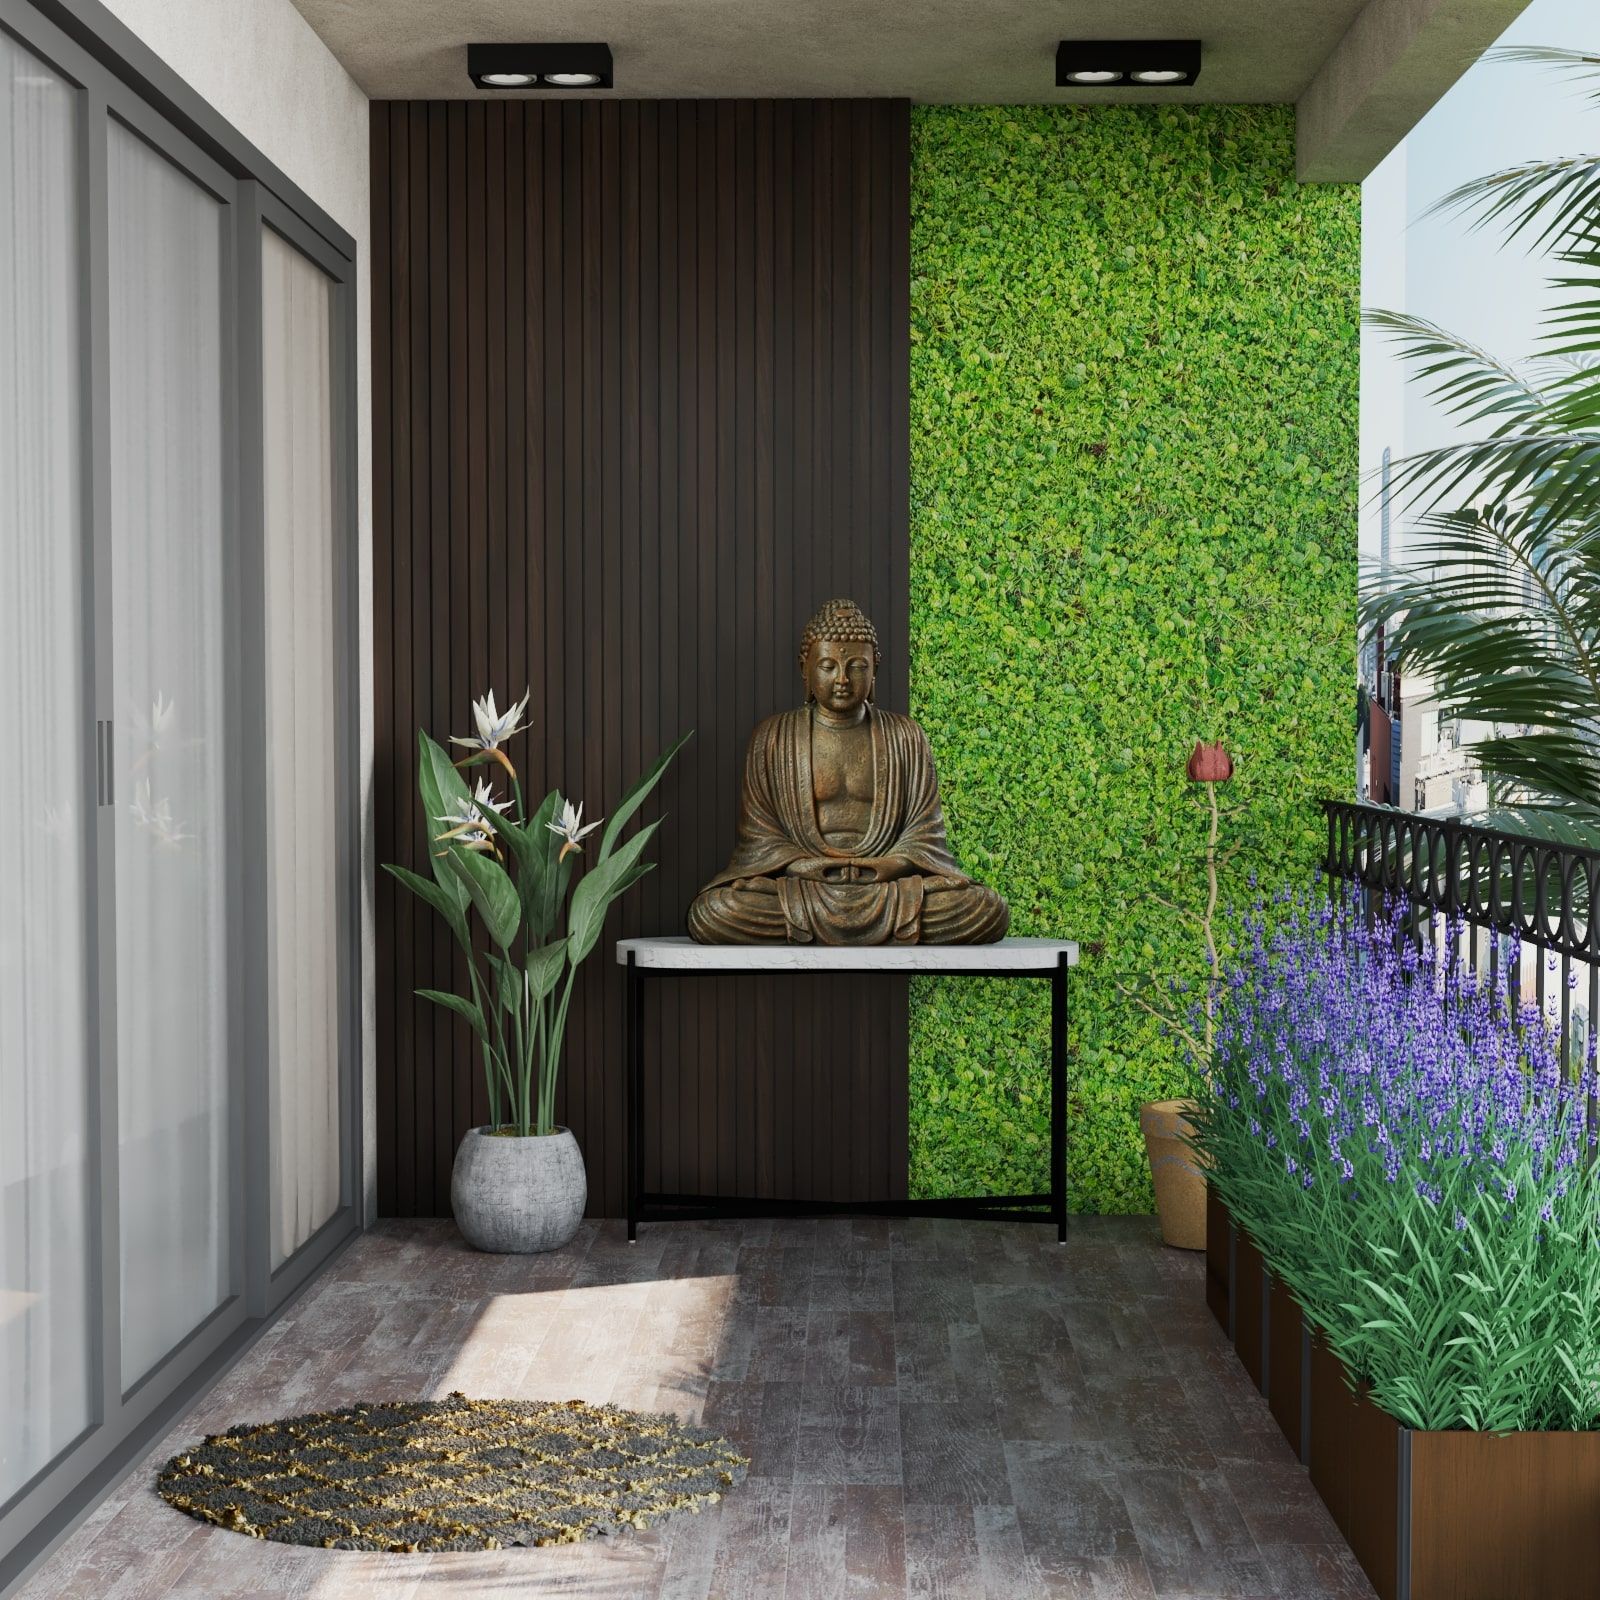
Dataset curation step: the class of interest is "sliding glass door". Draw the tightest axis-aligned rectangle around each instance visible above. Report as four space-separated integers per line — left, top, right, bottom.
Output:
107 117 237 1388
261 223 343 1269
0 24 94 1508
0 1 360 1584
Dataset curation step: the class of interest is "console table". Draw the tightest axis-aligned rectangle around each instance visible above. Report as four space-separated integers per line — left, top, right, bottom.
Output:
615 936 1078 1242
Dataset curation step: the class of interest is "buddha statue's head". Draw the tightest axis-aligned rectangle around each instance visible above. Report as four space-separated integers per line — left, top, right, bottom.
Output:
800 598 880 719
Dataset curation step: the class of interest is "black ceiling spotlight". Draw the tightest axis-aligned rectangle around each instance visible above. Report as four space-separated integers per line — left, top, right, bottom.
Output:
467 43 614 91
1055 40 1201 89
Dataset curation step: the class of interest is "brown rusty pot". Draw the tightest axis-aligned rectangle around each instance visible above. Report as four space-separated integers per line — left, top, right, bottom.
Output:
1140 1098 1206 1250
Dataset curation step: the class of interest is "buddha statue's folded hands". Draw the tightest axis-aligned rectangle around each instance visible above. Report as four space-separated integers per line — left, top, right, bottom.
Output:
687 598 1009 947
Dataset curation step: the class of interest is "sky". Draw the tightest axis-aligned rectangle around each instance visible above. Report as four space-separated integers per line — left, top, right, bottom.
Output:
1359 0 1600 563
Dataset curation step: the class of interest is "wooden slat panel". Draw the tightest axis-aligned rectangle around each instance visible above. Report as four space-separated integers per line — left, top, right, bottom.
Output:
371 98 911 1217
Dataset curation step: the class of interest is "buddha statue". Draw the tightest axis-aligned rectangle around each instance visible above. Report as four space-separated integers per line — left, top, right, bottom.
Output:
687 599 1009 945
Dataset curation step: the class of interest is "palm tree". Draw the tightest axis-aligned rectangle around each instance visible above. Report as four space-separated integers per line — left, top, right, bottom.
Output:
1360 46 1600 842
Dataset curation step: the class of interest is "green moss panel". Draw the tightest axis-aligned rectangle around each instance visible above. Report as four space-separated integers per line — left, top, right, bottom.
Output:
908 105 1359 1211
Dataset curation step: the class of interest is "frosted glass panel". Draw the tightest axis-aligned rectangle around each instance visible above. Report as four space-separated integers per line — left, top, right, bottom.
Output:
262 228 341 1267
108 120 232 1386
0 32 94 1501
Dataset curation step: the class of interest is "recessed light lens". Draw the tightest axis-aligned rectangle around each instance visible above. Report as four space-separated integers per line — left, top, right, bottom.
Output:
1067 69 1123 84
481 71 535 87
544 71 601 87
1132 68 1187 83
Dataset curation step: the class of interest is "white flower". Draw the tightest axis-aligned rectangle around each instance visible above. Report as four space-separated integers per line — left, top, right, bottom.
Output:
433 783 505 852
449 689 531 753
471 778 508 815
546 798 603 860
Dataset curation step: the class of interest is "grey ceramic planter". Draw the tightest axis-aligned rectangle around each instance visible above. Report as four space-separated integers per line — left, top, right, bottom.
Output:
450 1126 587 1253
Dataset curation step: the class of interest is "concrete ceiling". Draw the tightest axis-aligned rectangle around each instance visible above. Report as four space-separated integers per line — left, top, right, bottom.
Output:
288 0 1534 179
292 1 1371 105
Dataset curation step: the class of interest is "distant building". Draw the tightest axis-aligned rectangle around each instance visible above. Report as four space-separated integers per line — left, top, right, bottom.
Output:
1358 437 1499 818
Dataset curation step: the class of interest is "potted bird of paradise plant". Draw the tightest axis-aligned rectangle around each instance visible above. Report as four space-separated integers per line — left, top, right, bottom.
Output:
385 690 689 1252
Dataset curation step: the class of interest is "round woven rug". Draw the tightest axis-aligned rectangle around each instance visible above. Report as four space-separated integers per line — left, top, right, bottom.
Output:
156 1392 748 1552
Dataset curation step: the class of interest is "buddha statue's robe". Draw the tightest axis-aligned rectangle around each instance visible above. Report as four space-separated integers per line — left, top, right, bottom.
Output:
687 706 1009 945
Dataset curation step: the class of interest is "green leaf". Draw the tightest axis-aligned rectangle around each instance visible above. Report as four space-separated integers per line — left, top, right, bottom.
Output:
382 862 467 945
507 788 577 942
485 952 522 1014
417 729 474 825
596 730 692 863
415 988 484 1034
566 820 661 965
443 847 523 951
524 937 569 1002
416 730 473 911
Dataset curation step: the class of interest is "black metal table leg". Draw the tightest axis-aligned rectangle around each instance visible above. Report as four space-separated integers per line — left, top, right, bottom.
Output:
627 951 641 1242
624 950 1071 1235
1051 952 1068 1242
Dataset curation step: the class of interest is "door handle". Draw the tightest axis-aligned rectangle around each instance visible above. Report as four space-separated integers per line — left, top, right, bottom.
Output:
97 719 114 806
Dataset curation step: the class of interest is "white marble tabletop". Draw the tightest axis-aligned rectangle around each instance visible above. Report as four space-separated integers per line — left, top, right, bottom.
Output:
614 935 1078 971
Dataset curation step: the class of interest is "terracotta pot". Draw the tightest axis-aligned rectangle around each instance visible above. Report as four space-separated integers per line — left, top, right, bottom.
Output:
1140 1098 1206 1249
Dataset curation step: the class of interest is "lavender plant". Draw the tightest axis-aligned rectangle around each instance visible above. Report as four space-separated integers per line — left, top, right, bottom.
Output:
1192 890 1600 1432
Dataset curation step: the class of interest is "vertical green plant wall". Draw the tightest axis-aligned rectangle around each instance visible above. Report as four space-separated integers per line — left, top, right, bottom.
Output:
908 105 1359 1210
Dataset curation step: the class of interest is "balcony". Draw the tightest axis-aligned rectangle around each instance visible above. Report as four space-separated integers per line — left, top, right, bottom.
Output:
4 0 1595 1596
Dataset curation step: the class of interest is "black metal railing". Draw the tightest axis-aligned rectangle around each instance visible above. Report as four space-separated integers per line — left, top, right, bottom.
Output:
1322 799 1600 1074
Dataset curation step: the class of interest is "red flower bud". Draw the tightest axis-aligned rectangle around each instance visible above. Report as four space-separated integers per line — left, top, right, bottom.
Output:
1187 740 1234 782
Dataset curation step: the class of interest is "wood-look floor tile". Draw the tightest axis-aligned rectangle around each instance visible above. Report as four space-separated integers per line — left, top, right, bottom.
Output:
903 1504 985 1599
894 1317 992 1402
704 1475 792 1599
972 1284 1075 1362
812 1257 894 1311
899 1396 1012 1506
1216 1458 1341 1549
1072 1375 1219 1471
795 1384 903 1486
892 1259 980 1323
785 1484 850 1596
1059 1297 1174 1382
972 1504 1052 1597
701 1378 803 1480
1003 1442 1144 1565
18 1217 1374 1600
804 1305 898 1386
1116 1467 1273 1597
1254 1541 1376 1600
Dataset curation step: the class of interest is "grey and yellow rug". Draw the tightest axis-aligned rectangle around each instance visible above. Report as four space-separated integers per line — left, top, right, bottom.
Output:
156 1392 747 1552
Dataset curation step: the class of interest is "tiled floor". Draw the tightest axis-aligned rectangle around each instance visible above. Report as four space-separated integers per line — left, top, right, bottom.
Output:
19 1215 1374 1599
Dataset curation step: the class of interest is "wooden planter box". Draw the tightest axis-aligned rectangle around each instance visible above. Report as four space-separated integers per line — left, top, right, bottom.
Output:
1232 1229 1266 1391
1267 1273 1308 1461
1204 1182 1232 1337
1207 1187 1600 1599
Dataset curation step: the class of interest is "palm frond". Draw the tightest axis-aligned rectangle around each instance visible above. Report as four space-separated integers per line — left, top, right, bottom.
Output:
1424 154 1600 254
1359 507 1600 819
1466 802 1600 848
1485 46 1600 101
1363 310 1544 434
1381 432 1600 532
1466 733 1600 818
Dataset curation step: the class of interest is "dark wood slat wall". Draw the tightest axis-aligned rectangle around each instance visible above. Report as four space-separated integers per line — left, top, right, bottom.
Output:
372 99 912 1218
